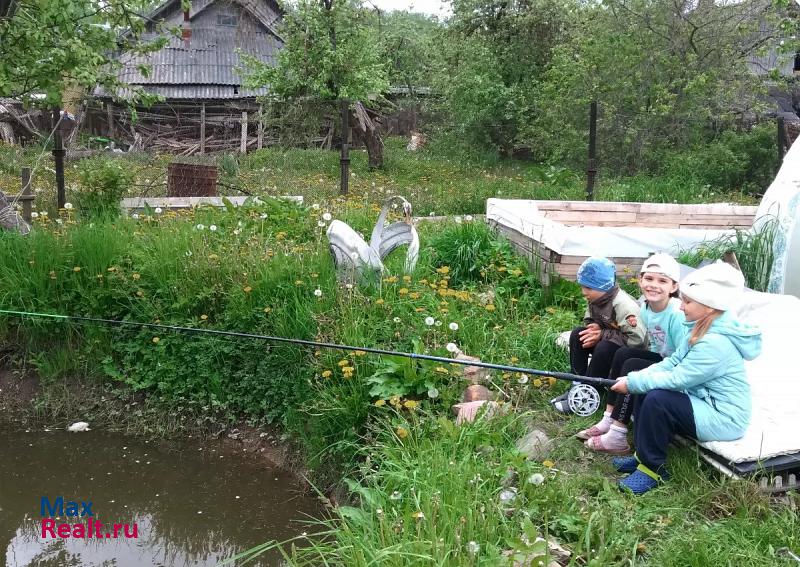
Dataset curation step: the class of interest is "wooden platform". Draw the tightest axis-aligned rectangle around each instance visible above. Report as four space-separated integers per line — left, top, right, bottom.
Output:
489 200 758 283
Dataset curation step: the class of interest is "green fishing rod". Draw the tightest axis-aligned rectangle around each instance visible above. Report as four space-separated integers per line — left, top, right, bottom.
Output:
0 309 617 393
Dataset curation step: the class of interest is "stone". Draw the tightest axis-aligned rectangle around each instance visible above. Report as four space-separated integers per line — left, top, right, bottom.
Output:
516 428 553 461
456 352 491 383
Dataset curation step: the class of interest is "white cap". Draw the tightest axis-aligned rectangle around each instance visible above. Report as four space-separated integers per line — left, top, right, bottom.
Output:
640 253 681 283
680 261 745 311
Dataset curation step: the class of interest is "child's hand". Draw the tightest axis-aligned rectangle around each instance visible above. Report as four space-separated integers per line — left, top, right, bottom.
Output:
579 323 602 348
610 378 628 394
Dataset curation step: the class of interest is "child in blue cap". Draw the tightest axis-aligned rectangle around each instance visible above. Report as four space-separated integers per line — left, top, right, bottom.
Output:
551 256 647 413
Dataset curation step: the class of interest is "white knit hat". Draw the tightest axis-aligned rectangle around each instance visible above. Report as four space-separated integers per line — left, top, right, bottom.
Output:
640 253 681 282
679 261 745 311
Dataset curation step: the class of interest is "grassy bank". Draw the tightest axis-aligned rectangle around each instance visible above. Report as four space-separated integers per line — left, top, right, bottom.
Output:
1 194 796 566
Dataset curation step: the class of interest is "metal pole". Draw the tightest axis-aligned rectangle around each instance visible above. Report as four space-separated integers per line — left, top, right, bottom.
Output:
778 116 787 164
340 98 350 195
586 100 597 201
52 109 66 209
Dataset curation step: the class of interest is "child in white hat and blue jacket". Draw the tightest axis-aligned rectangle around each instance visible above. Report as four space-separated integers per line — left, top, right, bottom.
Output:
610 261 762 494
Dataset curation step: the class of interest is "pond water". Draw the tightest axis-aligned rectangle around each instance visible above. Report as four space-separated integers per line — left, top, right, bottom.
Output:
0 430 320 566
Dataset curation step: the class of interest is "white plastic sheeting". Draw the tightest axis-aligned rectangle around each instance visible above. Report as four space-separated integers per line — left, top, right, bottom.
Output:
485 199 740 259
701 291 800 463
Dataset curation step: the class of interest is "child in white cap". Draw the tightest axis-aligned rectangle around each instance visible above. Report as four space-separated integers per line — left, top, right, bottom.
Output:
551 256 647 413
609 261 761 494
580 253 687 454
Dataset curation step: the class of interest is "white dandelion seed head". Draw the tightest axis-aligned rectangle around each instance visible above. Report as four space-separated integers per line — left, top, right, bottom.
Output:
427 387 439 399
425 316 435 326
209 225 217 232
56 219 63 225
154 207 162 214
454 216 462 224
465 215 474 221
467 541 480 556
390 491 402 501
233 229 241 235
312 203 320 210
63 202 73 210
185 250 193 257
518 374 529 385
446 342 459 353
429 211 435 217
314 288 323 297
318 221 326 227
449 322 459 331
528 473 545 485
40 211 48 217
31 212 39 219
260 213 268 219
322 212 332 221
345 283 353 290
499 488 517 504
393 317 401 323
435 320 442 327
196 223 205 230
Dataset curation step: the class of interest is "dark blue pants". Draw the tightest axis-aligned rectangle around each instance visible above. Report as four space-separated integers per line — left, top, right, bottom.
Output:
569 326 621 379
608 347 663 424
633 389 696 475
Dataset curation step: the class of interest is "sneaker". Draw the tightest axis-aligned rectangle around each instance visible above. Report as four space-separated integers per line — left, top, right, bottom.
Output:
618 470 660 495
550 391 572 414
612 456 639 473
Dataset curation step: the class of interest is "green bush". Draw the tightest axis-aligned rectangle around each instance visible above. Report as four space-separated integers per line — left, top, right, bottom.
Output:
75 158 133 218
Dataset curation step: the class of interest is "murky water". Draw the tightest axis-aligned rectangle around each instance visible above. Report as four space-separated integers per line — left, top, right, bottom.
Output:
0 430 320 566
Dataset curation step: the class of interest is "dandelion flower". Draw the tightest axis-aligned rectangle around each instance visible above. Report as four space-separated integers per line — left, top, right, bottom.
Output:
317 221 326 227
518 374 529 385
209 225 217 232
393 317 401 323
424 316 435 326
446 342 459 353
312 203 320 210
427 387 439 399
449 322 459 331
499 488 517 504
196 223 205 231
375 298 384 305
152 337 160 344
396 427 409 439
154 207 162 214
314 288 323 297
337 359 349 367
31 212 39 219
200 314 208 321
322 212 332 221
321 370 332 378
374 399 386 407
435 320 442 327
260 213 268 220
412 511 425 521
390 491 402 501
399 287 408 295
528 473 545 485
243 286 253 293
403 400 418 410
454 216 462 223
533 378 543 387
543 459 555 468
485 304 496 312
465 215 474 221
64 202 73 210
467 541 480 556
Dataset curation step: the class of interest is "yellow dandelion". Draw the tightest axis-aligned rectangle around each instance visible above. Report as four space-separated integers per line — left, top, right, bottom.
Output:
403 400 418 410
73 266 81 272
546 307 556 314
420 279 429 285
321 370 333 378
342 366 355 373
548 376 557 387
136 290 144 297
399 288 409 295
396 427 409 439
533 378 543 387
543 459 555 468
375 298 385 305
510 356 519 363
49 271 57 279
389 396 401 407
152 337 160 344
374 399 386 407
243 285 253 293
354 350 367 357
409 292 420 300
132 273 141 280
415 307 425 313
107 266 117 272
403 275 412 282
337 359 349 367
294 280 304 286
263 307 272 313
485 304 496 312
511 269 523 277
436 266 450 274
434 367 449 375
311 273 319 278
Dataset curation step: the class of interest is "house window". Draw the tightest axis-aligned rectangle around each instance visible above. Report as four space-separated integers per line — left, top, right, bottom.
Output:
217 13 238 27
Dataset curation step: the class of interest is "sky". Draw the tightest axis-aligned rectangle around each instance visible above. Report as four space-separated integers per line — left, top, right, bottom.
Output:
366 0 451 19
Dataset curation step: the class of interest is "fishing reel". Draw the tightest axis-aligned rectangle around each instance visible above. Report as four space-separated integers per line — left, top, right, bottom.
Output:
568 383 602 417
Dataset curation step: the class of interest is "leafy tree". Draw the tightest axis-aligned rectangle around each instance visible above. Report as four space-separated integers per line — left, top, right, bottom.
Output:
243 0 389 167
0 0 164 106
376 10 441 96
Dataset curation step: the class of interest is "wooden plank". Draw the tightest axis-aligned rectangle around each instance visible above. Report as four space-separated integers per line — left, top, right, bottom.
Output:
257 104 263 150
539 211 638 225
240 111 248 154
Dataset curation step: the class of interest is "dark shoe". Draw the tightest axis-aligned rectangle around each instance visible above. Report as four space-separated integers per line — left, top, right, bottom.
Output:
612 456 639 473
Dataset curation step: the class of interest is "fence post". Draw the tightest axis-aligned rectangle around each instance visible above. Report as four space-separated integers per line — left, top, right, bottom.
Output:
340 99 350 196
257 104 264 150
586 100 598 201
21 167 32 223
778 116 787 165
240 111 248 154
200 103 206 155
53 109 66 209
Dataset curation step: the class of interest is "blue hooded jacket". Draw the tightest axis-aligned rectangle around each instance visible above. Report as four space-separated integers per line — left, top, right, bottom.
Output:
626 311 762 442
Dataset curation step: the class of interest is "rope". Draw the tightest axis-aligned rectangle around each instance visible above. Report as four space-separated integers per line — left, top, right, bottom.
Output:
0 309 617 388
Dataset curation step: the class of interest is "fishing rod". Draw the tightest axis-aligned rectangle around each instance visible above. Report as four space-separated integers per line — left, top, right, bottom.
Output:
0 309 614 414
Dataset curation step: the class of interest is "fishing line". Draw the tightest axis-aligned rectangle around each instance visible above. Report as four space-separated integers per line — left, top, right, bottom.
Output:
0 309 617 391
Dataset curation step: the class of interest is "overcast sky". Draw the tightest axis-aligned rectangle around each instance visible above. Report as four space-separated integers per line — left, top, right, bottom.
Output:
366 0 451 19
